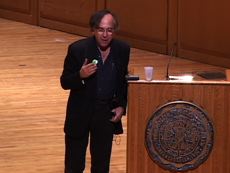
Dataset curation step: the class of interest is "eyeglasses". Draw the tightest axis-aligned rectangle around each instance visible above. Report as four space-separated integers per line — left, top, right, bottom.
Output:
96 27 114 35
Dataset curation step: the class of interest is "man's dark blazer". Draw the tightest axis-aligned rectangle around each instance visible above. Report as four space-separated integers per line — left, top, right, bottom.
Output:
60 36 130 138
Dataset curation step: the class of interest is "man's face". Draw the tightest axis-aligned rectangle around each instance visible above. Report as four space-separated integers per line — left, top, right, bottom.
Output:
93 14 115 50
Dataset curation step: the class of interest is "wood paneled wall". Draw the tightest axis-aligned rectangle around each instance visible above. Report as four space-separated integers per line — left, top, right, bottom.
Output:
0 0 230 68
0 0 38 24
38 0 102 36
177 0 230 68
107 0 168 54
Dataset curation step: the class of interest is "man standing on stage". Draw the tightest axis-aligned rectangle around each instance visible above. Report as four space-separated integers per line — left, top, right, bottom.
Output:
60 9 130 173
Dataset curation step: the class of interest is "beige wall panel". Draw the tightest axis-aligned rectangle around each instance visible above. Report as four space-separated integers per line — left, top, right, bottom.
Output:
39 0 101 36
177 0 230 68
107 0 168 54
0 0 37 24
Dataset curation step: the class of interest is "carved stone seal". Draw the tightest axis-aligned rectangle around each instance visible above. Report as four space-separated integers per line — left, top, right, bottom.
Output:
145 101 214 172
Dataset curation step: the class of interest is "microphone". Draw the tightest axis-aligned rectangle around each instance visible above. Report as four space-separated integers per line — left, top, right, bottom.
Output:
166 43 177 80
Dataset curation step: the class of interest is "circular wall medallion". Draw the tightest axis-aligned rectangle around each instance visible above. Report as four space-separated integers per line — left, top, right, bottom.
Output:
145 101 214 172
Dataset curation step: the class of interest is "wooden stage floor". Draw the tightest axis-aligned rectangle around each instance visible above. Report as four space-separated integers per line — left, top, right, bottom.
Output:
0 18 226 173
